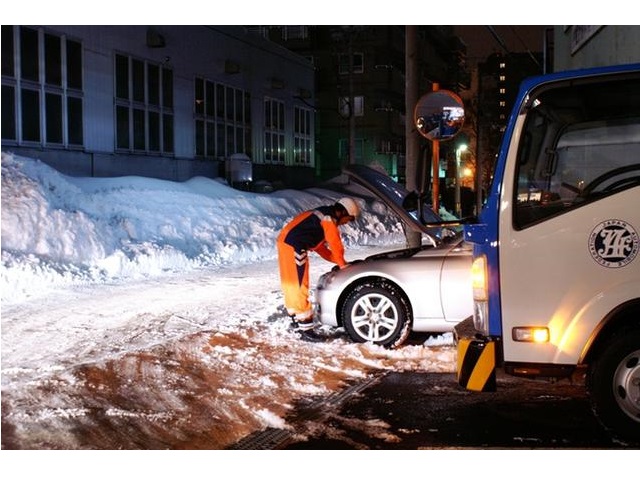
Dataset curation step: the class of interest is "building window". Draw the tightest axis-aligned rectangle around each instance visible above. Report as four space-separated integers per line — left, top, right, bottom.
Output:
264 97 285 164
339 138 364 163
339 52 364 74
339 96 364 117
294 106 312 166
1 26 83 147
194 77 251 159
499 75 506 82
115 53 173 154
499 62 506 69
282 26 308 40
499 88 506 94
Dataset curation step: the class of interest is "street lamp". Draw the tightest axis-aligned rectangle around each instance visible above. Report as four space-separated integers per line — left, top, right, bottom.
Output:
455 144 467 217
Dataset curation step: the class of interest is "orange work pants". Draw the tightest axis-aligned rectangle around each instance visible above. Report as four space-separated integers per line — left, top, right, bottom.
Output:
277 241 313 321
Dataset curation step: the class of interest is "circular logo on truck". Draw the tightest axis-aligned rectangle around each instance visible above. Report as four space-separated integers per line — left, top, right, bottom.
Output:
589 219 639 268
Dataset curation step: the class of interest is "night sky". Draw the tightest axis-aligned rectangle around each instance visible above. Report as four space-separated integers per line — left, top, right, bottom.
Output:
454 25 549 62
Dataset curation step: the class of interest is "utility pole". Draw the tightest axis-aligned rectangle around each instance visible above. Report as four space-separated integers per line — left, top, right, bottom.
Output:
405 25 421 248
348 34 356 164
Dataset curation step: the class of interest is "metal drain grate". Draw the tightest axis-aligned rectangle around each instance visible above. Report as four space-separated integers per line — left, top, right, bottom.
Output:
228 372 387 449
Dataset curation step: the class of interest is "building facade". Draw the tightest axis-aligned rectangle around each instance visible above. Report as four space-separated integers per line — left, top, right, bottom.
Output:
1 25 316 187
476 51 544 192
473 26 640 200
252 26 468 184
553 26 640 71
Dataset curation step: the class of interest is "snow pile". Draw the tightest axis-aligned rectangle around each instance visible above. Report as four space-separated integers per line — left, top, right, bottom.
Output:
1 152 405 303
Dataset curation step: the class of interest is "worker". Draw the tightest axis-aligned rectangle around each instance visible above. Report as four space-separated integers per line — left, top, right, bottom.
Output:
276 197 360 342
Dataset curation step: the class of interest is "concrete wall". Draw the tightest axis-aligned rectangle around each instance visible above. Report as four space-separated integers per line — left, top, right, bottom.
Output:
554 26 640 72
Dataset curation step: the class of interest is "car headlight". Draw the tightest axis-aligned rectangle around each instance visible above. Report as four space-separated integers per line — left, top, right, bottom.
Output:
317 271 335 289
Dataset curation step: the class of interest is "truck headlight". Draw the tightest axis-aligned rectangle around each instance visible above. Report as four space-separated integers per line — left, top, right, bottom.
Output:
471 255 488 301
471 255 489 334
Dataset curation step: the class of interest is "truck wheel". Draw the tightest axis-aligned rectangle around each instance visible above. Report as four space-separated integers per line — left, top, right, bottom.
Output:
341 283 411 349
588 329 640 442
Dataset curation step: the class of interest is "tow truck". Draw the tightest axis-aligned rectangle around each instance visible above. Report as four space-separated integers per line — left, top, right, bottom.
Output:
423 64 640 442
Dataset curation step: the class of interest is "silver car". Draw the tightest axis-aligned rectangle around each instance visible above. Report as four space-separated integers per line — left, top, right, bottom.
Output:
315 165 473 348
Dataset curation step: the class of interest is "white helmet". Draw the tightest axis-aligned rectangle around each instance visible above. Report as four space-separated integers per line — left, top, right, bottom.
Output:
337 197 360 218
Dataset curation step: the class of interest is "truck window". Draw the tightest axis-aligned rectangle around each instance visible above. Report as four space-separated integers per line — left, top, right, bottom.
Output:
514 76 640 229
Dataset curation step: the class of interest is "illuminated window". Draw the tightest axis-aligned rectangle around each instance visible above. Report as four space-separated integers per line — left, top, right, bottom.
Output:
264 97 285 164
294 106 313 165
339 95 364 117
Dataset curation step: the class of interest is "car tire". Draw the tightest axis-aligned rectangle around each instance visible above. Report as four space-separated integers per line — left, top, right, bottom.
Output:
588 328 640 442
341 282 411 349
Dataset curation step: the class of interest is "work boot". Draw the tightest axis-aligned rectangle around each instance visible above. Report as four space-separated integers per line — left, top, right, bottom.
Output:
297 329 327 343
294 316 326 343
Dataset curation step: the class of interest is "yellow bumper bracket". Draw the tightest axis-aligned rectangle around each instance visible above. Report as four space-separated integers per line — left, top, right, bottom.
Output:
457 337 497 392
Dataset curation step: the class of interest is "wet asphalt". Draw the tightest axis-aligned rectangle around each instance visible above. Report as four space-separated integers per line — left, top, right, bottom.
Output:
233 369 640 450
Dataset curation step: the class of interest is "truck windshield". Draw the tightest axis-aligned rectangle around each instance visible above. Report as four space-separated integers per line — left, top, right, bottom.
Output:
514 74 640 229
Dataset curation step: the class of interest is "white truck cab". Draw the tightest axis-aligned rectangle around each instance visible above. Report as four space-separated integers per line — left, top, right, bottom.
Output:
455 63 640 442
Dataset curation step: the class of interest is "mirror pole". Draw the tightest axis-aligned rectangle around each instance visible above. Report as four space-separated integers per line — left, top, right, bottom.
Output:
432 139 440 213
475 148 483 217
431 83 440 214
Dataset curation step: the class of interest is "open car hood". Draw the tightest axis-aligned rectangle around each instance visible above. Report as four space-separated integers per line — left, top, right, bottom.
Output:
343 164 452 241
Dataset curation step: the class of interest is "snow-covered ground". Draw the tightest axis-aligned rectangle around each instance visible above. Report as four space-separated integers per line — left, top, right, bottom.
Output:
2 152 460 465
4 152 625 473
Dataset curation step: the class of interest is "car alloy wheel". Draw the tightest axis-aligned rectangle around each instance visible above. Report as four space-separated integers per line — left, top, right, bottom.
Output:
341 282 411 348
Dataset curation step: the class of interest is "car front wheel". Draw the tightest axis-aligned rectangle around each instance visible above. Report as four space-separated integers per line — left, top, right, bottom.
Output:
341 282 411 349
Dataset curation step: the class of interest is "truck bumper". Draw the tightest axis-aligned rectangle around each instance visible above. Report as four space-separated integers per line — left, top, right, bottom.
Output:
455 317 497 392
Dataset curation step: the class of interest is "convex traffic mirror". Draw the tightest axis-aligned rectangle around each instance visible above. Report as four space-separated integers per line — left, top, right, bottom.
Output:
414 90 465 141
